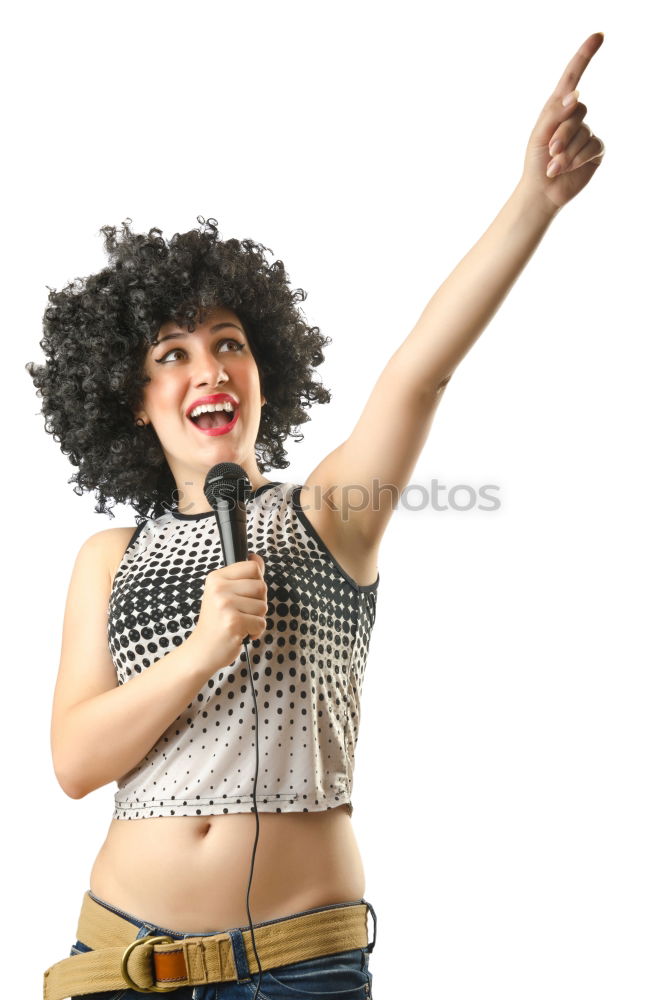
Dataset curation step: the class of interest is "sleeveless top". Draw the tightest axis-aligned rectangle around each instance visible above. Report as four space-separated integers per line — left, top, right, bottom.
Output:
108 482 379 819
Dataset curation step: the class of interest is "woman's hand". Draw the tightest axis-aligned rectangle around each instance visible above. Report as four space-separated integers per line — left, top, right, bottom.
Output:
519 31 606 215
187 552 268 675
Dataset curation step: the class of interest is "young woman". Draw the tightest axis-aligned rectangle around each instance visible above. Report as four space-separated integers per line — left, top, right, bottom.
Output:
30 32 604 1000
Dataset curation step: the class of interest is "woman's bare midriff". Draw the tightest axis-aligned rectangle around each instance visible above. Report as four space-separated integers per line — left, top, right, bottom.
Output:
89 802 365 933
89 496 377 934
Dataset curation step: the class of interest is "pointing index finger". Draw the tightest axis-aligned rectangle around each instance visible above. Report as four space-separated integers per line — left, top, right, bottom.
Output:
551 31 604 100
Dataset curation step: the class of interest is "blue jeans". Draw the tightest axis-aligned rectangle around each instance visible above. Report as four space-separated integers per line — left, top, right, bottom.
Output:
69 891 376 1000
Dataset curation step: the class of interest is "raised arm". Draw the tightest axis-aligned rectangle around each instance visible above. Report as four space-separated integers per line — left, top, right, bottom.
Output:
304 32 605 554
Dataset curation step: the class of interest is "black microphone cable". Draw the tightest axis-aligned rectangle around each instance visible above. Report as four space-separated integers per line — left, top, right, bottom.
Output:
242 635 266 1000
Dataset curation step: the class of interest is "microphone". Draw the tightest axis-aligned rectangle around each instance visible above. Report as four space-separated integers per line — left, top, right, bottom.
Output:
203 462 251 642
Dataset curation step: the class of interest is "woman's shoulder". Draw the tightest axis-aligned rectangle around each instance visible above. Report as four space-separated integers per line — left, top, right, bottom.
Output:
82 524 145 586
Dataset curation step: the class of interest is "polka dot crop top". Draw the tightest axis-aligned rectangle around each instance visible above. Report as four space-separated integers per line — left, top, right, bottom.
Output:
109 482 379 820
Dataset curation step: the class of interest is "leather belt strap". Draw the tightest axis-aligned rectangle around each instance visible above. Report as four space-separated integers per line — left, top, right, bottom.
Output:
43 892 371 1000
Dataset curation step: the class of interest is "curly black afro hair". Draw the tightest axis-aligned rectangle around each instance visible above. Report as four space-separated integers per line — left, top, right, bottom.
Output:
25 217 332 522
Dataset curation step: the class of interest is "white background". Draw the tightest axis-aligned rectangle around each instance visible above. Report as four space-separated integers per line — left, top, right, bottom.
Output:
4 1 660 998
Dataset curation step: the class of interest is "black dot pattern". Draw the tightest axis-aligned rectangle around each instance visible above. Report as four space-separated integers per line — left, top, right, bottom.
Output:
108 482 379 820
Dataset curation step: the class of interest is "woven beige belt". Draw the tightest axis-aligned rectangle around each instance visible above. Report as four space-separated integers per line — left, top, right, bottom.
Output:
43 891 371 1000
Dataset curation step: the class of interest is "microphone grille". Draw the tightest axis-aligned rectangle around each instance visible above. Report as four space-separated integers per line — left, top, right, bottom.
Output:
204 463 250 508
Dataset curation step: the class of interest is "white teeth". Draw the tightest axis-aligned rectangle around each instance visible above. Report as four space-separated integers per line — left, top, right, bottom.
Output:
189 401 236 420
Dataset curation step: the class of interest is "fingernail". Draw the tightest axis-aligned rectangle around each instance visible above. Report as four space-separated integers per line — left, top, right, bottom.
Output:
562 89 579 107
549 140 563 156
547 159 561 177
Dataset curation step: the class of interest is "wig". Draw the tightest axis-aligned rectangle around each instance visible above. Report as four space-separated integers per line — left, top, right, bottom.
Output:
25 217 332 522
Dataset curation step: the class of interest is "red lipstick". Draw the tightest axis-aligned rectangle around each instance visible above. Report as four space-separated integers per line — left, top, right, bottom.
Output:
186 393 240 437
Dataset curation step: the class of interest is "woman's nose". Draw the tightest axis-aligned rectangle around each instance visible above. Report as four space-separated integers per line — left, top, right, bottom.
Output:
193 352 229 387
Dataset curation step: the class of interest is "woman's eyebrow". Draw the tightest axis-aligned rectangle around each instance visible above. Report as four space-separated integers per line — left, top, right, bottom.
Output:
153 322 244 347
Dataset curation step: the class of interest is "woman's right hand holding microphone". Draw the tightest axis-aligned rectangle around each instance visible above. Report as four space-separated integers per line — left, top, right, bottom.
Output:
188 553 268 675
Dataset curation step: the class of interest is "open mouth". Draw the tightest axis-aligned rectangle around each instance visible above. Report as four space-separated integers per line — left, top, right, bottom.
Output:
188 407 239 436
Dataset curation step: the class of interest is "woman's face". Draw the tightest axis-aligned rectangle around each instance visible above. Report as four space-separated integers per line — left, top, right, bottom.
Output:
134 304 267 503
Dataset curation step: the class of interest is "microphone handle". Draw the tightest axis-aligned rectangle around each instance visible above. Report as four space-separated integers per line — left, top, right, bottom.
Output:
216 502 248 564
212 498 251 647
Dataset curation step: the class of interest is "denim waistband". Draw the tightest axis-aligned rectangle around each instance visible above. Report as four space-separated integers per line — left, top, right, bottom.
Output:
87 889 377 951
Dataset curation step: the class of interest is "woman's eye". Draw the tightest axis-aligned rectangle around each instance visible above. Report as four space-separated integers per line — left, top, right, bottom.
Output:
222 340 244 352
157 339 245 363
159 348 184 362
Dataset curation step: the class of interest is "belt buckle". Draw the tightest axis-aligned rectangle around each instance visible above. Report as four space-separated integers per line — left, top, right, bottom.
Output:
121 935 180 993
